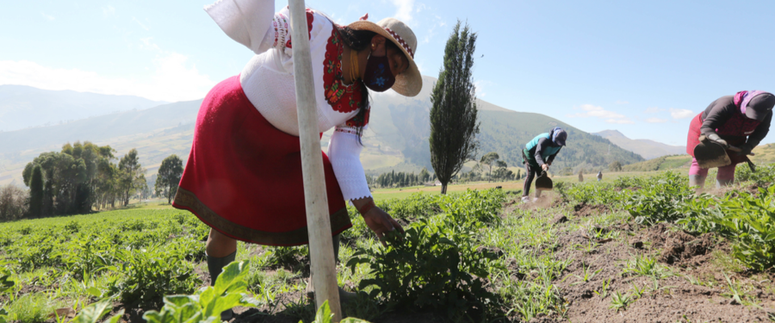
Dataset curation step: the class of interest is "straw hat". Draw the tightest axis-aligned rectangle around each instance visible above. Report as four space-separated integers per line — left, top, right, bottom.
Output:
348 17 422 97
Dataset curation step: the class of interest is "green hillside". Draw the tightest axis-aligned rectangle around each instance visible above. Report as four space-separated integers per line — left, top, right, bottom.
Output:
0 77 644 186
476 110 644 172
750 142 775 165
622 154 692 172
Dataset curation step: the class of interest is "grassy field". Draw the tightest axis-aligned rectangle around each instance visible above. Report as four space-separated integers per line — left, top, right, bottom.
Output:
2 168 774 323
376 168 693 201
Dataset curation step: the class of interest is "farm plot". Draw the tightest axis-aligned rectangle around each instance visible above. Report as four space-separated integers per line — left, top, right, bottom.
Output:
1 169 774 322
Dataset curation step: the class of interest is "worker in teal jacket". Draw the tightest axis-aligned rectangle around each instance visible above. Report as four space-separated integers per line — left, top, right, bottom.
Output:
522 127 567 202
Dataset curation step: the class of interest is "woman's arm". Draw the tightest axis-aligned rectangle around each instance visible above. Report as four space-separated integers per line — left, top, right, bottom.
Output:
534 137 550 167
547 147 562 164
327 128 370 200
205 0 276 54
328 126 404 244
746 111 772 149
700 97 736 137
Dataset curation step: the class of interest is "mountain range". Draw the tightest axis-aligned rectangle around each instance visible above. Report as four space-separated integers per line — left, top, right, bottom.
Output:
0 85 165 132
0 76 647 187
592 129 686 159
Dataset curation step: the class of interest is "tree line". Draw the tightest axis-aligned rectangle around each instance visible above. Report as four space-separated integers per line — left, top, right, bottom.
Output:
368 151 525 190
0 141 185 222
368 168 435 189
22 142 147 217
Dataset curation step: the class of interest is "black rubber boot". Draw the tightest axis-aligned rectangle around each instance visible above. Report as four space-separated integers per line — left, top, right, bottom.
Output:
207 251 236 321
207 251 236 286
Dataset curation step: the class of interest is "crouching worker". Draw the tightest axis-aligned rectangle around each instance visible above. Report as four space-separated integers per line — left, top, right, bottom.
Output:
171 0 419 314
686 91 774 189
521 127 567 202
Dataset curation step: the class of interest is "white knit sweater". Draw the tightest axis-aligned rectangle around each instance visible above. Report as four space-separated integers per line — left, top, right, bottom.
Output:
205 0 371 201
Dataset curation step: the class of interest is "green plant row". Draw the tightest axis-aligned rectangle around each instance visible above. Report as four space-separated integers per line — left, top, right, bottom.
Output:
0 189 512 322
555 170 775 271
0 209 209 312
348 189 506 321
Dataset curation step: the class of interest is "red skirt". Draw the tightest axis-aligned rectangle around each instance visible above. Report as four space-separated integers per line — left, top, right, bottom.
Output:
686 112 747 165
172 76 351 246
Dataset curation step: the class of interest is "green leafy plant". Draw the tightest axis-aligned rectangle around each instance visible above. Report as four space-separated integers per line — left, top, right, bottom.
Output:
571 264 601 285
721 272 747 305
622 254 671 280
609 291 633 312
0 268 14 294
268 246 308 269
630 282 646 299
347 190 506 321
143 261 260 323
349 222 498 320
594 279 610 299
71 300 124 323
110 246 202 308
303 300 371 323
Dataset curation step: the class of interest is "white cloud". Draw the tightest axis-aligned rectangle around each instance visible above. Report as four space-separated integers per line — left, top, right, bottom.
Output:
390 0 414 22
132 17 149 31
606 119 635 124
669 108 694 119
0 57 215 102
423 18 445 44
41 12 55 21
644 107 665 113
140 37 161 52
474 80 491 97
102 6 116 18
646 117 668 123
567 104 634 124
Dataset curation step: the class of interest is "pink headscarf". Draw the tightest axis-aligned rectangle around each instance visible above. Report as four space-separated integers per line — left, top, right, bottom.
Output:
734 90 767 114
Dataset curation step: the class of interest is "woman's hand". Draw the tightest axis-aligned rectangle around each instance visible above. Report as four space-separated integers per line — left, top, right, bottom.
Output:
362 207 405 246
352 197 404 247
541 164 549 171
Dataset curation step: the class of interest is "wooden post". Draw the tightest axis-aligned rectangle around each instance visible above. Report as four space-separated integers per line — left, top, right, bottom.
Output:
288 0 342 321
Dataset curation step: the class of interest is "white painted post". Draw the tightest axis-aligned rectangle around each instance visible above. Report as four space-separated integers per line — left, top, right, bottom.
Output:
287 0 342 321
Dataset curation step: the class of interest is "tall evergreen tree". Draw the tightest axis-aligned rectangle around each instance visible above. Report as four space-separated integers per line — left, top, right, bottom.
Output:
429 20 480 194
155 154 184 204
118 148 146 206
29 165 44 218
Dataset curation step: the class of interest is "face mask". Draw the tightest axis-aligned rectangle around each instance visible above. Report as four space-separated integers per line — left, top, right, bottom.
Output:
362 54 395 92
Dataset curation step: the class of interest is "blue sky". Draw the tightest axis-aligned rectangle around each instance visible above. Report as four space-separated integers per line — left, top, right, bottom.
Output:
2 0 774 146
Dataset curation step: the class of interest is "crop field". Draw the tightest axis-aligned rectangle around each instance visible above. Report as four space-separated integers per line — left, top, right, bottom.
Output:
1 167 775 323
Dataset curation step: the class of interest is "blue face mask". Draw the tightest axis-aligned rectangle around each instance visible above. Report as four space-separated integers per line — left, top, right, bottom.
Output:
362 54 395 92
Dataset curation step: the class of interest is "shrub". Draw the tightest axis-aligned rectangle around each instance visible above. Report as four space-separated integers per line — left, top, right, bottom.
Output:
110 246 201 309
0 185 27 222
348 189 505 321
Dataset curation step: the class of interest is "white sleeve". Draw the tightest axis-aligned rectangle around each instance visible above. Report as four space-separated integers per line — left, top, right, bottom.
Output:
204 0 276 54
327 126 371 201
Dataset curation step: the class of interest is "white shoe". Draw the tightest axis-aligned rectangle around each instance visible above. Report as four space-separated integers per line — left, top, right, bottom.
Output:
521 196 530 203
532 197 539 202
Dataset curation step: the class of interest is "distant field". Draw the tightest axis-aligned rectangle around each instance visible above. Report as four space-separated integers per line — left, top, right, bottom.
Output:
371 181 523 201
370 169 691 201
622 154 692 172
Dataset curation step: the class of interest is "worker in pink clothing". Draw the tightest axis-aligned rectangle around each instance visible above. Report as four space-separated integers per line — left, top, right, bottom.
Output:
686 91 774 188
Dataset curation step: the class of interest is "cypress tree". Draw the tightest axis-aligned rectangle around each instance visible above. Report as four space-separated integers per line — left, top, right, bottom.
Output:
429 20 480 194
29 165 43 218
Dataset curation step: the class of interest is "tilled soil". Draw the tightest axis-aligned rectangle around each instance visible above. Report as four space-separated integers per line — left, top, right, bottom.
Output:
549 207 775 323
